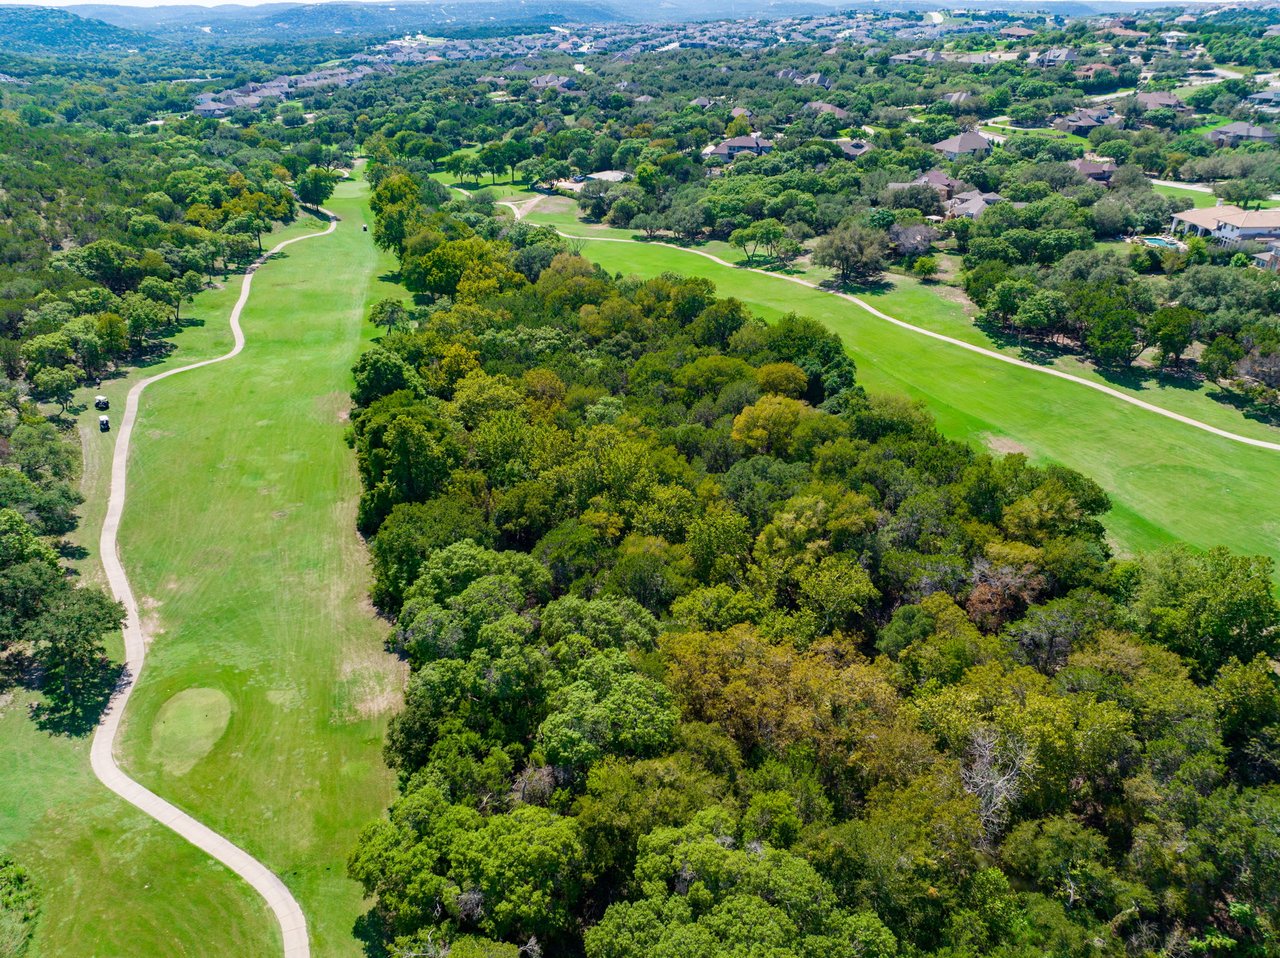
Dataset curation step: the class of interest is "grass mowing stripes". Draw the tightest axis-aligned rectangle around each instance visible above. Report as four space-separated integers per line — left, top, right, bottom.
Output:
0 173 399 957
111 172 404 956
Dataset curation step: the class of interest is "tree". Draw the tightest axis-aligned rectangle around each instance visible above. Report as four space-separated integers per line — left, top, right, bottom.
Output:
295 168 337 207
1214 178 1269 211
0 857 38 958
31 366 79 414
1130 546 1279 677
629 213 663 238
729 218 785 266
537 652 678 770
1145 305 1199 366
369 298 410 334
1201 334 1245 382
731 396 820 457
911 255 939 281
29 585 123 719
813 224 889 285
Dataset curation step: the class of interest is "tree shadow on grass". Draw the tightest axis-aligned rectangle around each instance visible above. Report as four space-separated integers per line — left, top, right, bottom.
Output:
1094 363 1204 394
819 277 894 296
57 541 89 562
130 339 178 370
1207 386 1280 426
352 908 390 958
29 659 126 737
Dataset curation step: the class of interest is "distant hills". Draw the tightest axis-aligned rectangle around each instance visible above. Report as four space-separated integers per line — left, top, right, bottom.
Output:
0 5 154 52
64 1 627 40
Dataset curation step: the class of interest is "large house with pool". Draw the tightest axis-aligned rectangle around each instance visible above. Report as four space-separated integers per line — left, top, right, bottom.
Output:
1170 204 1280 245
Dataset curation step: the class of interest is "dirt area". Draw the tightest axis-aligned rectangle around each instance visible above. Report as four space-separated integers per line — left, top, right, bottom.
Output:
984 434 1031 456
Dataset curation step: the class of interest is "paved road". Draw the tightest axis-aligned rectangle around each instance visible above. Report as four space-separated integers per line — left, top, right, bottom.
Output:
499 196 1280 453
89 208 338 958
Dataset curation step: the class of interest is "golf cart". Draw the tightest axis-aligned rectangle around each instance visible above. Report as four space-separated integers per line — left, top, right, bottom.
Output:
99 415 110 433
94 395 109 410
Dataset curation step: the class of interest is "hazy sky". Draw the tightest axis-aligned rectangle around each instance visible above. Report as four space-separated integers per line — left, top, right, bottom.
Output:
16 0 415 7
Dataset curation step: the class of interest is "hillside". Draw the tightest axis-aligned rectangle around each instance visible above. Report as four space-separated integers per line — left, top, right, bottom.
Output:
66 0 624 41
0 6 154 53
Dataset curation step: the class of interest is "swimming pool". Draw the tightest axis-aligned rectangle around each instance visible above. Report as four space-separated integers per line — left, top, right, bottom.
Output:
1140 236 1180 248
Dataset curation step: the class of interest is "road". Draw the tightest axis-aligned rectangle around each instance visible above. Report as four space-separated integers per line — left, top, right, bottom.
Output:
89 209 338 958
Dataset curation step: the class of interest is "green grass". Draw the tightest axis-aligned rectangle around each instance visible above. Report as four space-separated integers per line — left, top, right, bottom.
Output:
0 174 401 956
529 199 1280 445
542 235 1280 572
1187 115 1232 136
1154 183 1280 210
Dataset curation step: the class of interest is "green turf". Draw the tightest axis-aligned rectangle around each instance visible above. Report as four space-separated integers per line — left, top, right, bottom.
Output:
528 199 1280 446
546 235 1280 573
1155 182 1280 210
0 174 401 956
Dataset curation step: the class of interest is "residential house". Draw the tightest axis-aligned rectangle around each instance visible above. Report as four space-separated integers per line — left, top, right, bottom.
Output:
529 74 575 91
1207 122 1277 147
731 106 754 119
886 168 972 200
947 189 1006 218
1253 240 1280 271
1246 90 1280 113
889 49 944 65
1000 26 1036 39
932 130 994 161
1135 91 1187 112
1172 204 1280 244
837 139 873 159
1033 47 1080 68
805 101 850 120
587 170 631 182
706 134 774 161
1069 157 1117 183
1054 107 1120 136
1074 63 1118 81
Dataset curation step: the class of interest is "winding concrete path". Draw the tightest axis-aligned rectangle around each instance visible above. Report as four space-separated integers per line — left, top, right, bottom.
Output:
501 198 1280 453
89 208 338 958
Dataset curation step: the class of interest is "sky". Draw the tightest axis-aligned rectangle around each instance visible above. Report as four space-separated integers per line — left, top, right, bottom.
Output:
15 0 435 7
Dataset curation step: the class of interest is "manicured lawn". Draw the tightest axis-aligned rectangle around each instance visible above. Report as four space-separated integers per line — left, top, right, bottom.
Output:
0 174 401 956
529 201 1280 445
0 217 333 957
544 236 1280 573
1154 182 1280 210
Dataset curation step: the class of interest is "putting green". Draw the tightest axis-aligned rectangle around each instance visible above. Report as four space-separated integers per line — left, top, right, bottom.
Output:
148 688 233 776
0 171 401 957
554 236 1280 574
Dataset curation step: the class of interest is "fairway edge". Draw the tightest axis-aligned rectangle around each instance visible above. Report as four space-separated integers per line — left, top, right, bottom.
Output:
88 206 338 958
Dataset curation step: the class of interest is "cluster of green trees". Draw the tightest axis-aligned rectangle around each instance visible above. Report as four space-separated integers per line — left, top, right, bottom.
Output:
0 118 325 405
0 398 123 731
0 80 345 734
964 216 1280 404
344 169 1280 958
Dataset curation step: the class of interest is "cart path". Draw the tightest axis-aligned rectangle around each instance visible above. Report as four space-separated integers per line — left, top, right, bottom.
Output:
499 198 1280 453
89 208 338 958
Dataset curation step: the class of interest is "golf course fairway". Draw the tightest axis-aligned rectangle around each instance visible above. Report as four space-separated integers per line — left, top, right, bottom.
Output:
555 236 1280 572
0 171 403 957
